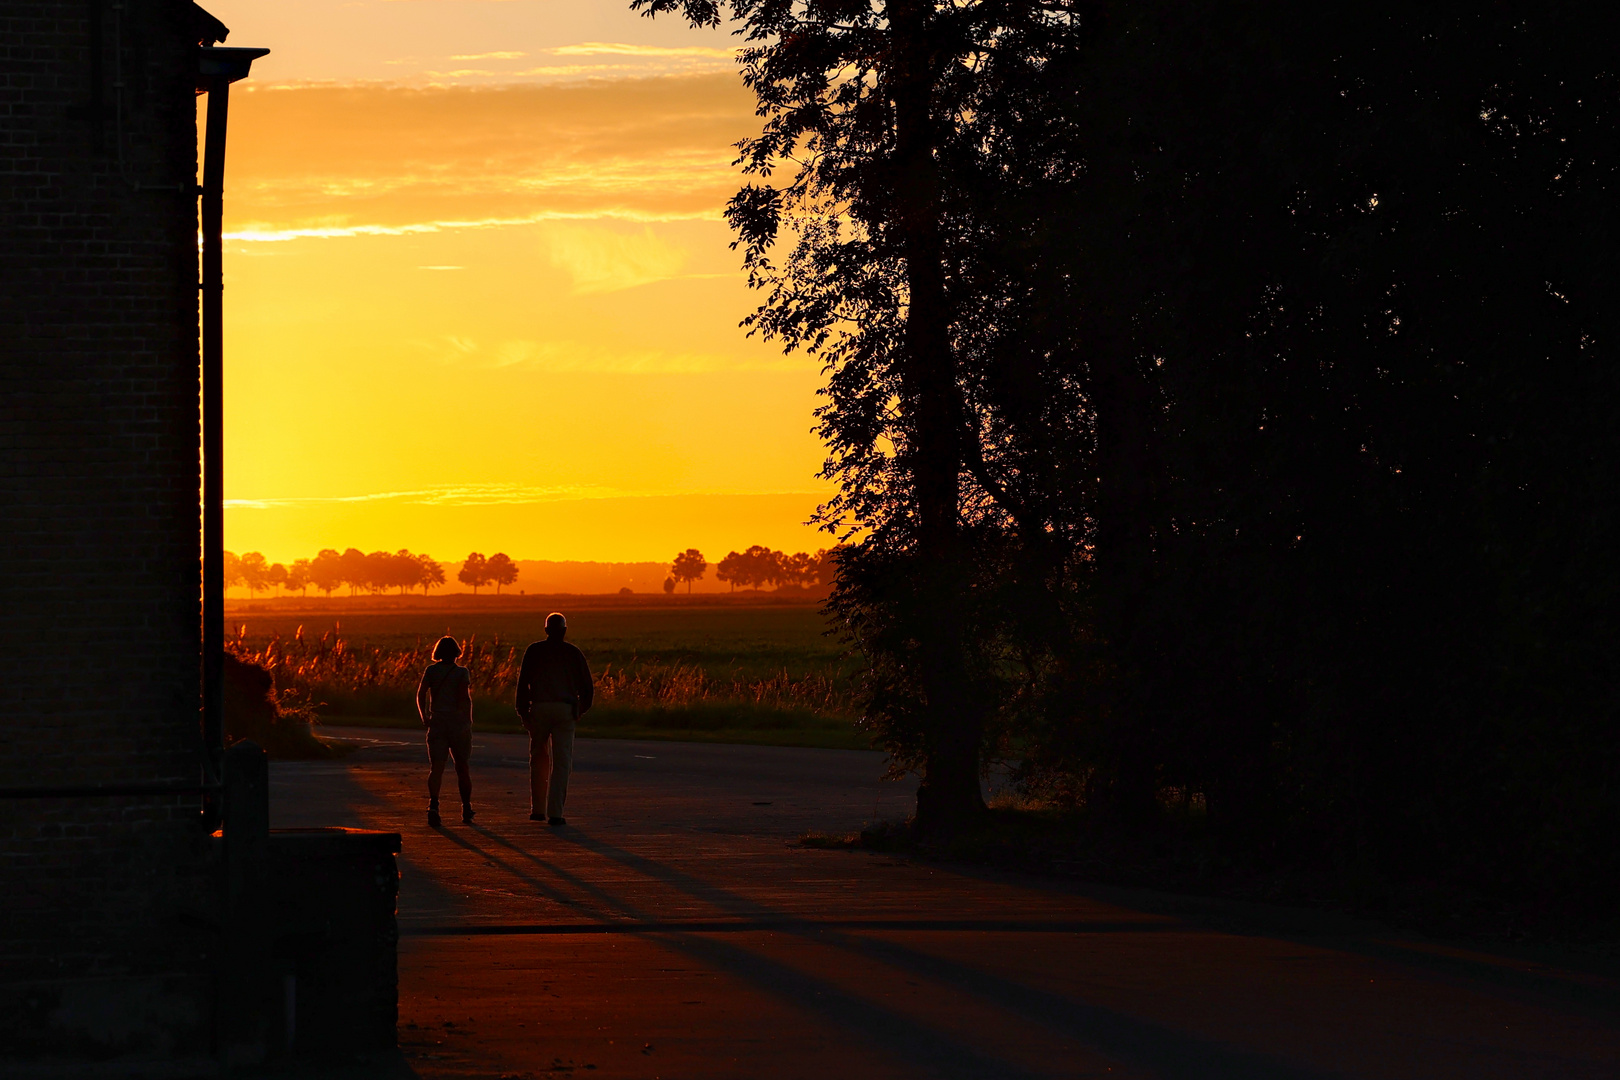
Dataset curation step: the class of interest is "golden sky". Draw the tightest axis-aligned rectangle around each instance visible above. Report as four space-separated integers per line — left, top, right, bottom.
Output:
208 0 834 564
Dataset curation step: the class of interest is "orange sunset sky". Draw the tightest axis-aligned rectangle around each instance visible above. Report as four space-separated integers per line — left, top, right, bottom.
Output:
207 0 834 564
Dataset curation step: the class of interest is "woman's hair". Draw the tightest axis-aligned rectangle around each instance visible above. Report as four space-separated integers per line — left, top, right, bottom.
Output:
432 636 461 661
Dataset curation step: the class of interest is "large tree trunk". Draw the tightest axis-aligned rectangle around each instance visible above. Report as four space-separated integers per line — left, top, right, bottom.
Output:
890 0 984 835
1090 341 1162 830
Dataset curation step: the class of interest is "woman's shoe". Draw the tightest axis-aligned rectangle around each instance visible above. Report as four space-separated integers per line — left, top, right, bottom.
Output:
427 806 442 827
461 804 475 825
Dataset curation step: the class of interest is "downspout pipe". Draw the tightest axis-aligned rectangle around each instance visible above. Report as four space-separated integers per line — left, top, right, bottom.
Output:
196 46 266 822
199 73 227 815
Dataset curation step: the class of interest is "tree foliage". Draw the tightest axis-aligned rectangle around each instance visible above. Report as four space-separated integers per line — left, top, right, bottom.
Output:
641 0 1620 894
671 548 708 593
713 546 841 591
226 548 445 598
638 0 1082 829
339 548 369 598
238 551 271 596
418 554 446 596
485 552 519 595
309 549 344 598
458 552 488 595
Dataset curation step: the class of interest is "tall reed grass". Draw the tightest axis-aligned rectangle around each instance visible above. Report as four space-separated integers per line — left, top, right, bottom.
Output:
225 623 856 721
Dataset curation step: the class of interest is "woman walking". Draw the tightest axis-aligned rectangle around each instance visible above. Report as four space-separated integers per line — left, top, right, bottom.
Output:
417 635 474 826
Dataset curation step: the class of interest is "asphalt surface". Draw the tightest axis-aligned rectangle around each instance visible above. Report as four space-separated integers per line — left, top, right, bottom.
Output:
269 727 1620 1079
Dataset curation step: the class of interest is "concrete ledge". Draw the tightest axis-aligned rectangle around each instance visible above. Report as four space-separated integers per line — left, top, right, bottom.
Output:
269 826 402 856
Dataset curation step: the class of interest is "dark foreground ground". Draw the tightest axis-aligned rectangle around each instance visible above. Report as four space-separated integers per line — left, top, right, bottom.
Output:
267 727 1620 1079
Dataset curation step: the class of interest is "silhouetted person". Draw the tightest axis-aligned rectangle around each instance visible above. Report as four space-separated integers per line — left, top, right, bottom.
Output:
417 635 474 826
514 612 593 825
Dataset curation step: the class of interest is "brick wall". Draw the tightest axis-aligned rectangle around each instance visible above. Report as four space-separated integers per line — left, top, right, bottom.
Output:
0 0 215 1058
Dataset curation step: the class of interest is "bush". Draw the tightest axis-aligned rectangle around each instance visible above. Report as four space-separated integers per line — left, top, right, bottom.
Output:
222 651 343 759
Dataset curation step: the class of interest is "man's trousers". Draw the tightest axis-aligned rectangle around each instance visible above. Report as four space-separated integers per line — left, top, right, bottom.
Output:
526 701 576 819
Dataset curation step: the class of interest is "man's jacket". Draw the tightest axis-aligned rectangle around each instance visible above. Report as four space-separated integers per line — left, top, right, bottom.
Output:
515 637 594 717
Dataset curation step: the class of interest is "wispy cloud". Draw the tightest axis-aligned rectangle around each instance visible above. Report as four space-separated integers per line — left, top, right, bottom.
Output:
226 485 622 509
224 209 714 243
226 484 823 510
274 40 738 87
415 333 805 374
547 224 687 293
225 76 753 239
553 42 738 59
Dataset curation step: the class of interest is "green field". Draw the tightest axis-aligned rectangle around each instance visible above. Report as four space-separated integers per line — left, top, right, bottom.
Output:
229 599 874 751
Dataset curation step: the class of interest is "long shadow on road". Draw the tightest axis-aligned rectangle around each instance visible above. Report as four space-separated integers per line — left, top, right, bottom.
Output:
434 826 1050 1080
407 823 1345 1080
289 740 1620 1079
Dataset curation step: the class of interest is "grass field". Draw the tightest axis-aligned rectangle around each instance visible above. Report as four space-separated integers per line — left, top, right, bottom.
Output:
226 599 874 751
227 601 850 681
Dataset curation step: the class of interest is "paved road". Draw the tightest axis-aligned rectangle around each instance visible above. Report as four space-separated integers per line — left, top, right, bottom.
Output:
272 728 1620 1079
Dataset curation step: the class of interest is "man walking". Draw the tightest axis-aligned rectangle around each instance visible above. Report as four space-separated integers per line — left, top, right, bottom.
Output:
514 612 594 825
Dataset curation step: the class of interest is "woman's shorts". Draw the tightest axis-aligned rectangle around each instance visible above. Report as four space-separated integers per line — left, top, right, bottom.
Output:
426 723 472 763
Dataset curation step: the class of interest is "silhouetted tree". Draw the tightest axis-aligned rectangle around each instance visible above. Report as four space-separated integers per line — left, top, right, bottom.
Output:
358 551 391 595
715 551 740 592
753 546 788 590
239 552 271 597
778 552 813 589
458 552 489 595
269 562 288 596
339 548 369 597
758 546 786 590
286 558 312 597
716 547 782 591
417 555 445 596
485 552 518 595
309 549 343 598
368 549 414 595
367 552 390 595
223 550 244 594
637 0 1013 831
663 576 677 595
644 0 1620 884
391 550 414 595
671 548 707 593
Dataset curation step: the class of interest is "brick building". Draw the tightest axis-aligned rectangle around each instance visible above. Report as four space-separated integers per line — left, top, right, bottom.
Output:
1 2 398 1069
1 0 214 1061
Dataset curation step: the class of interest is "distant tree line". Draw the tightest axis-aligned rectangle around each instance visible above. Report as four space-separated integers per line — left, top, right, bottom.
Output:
661 547 842 594
457 552 518 595
228 545 846 598
223 548 515 597
641 0 1620 907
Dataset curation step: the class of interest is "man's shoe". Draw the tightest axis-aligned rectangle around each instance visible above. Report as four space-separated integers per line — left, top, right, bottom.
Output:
427 807 442 828
548 816 567 827
529 811 546 822
461 805 475 825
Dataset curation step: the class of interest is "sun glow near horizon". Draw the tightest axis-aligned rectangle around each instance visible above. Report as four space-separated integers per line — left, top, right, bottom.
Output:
206 0 834 564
